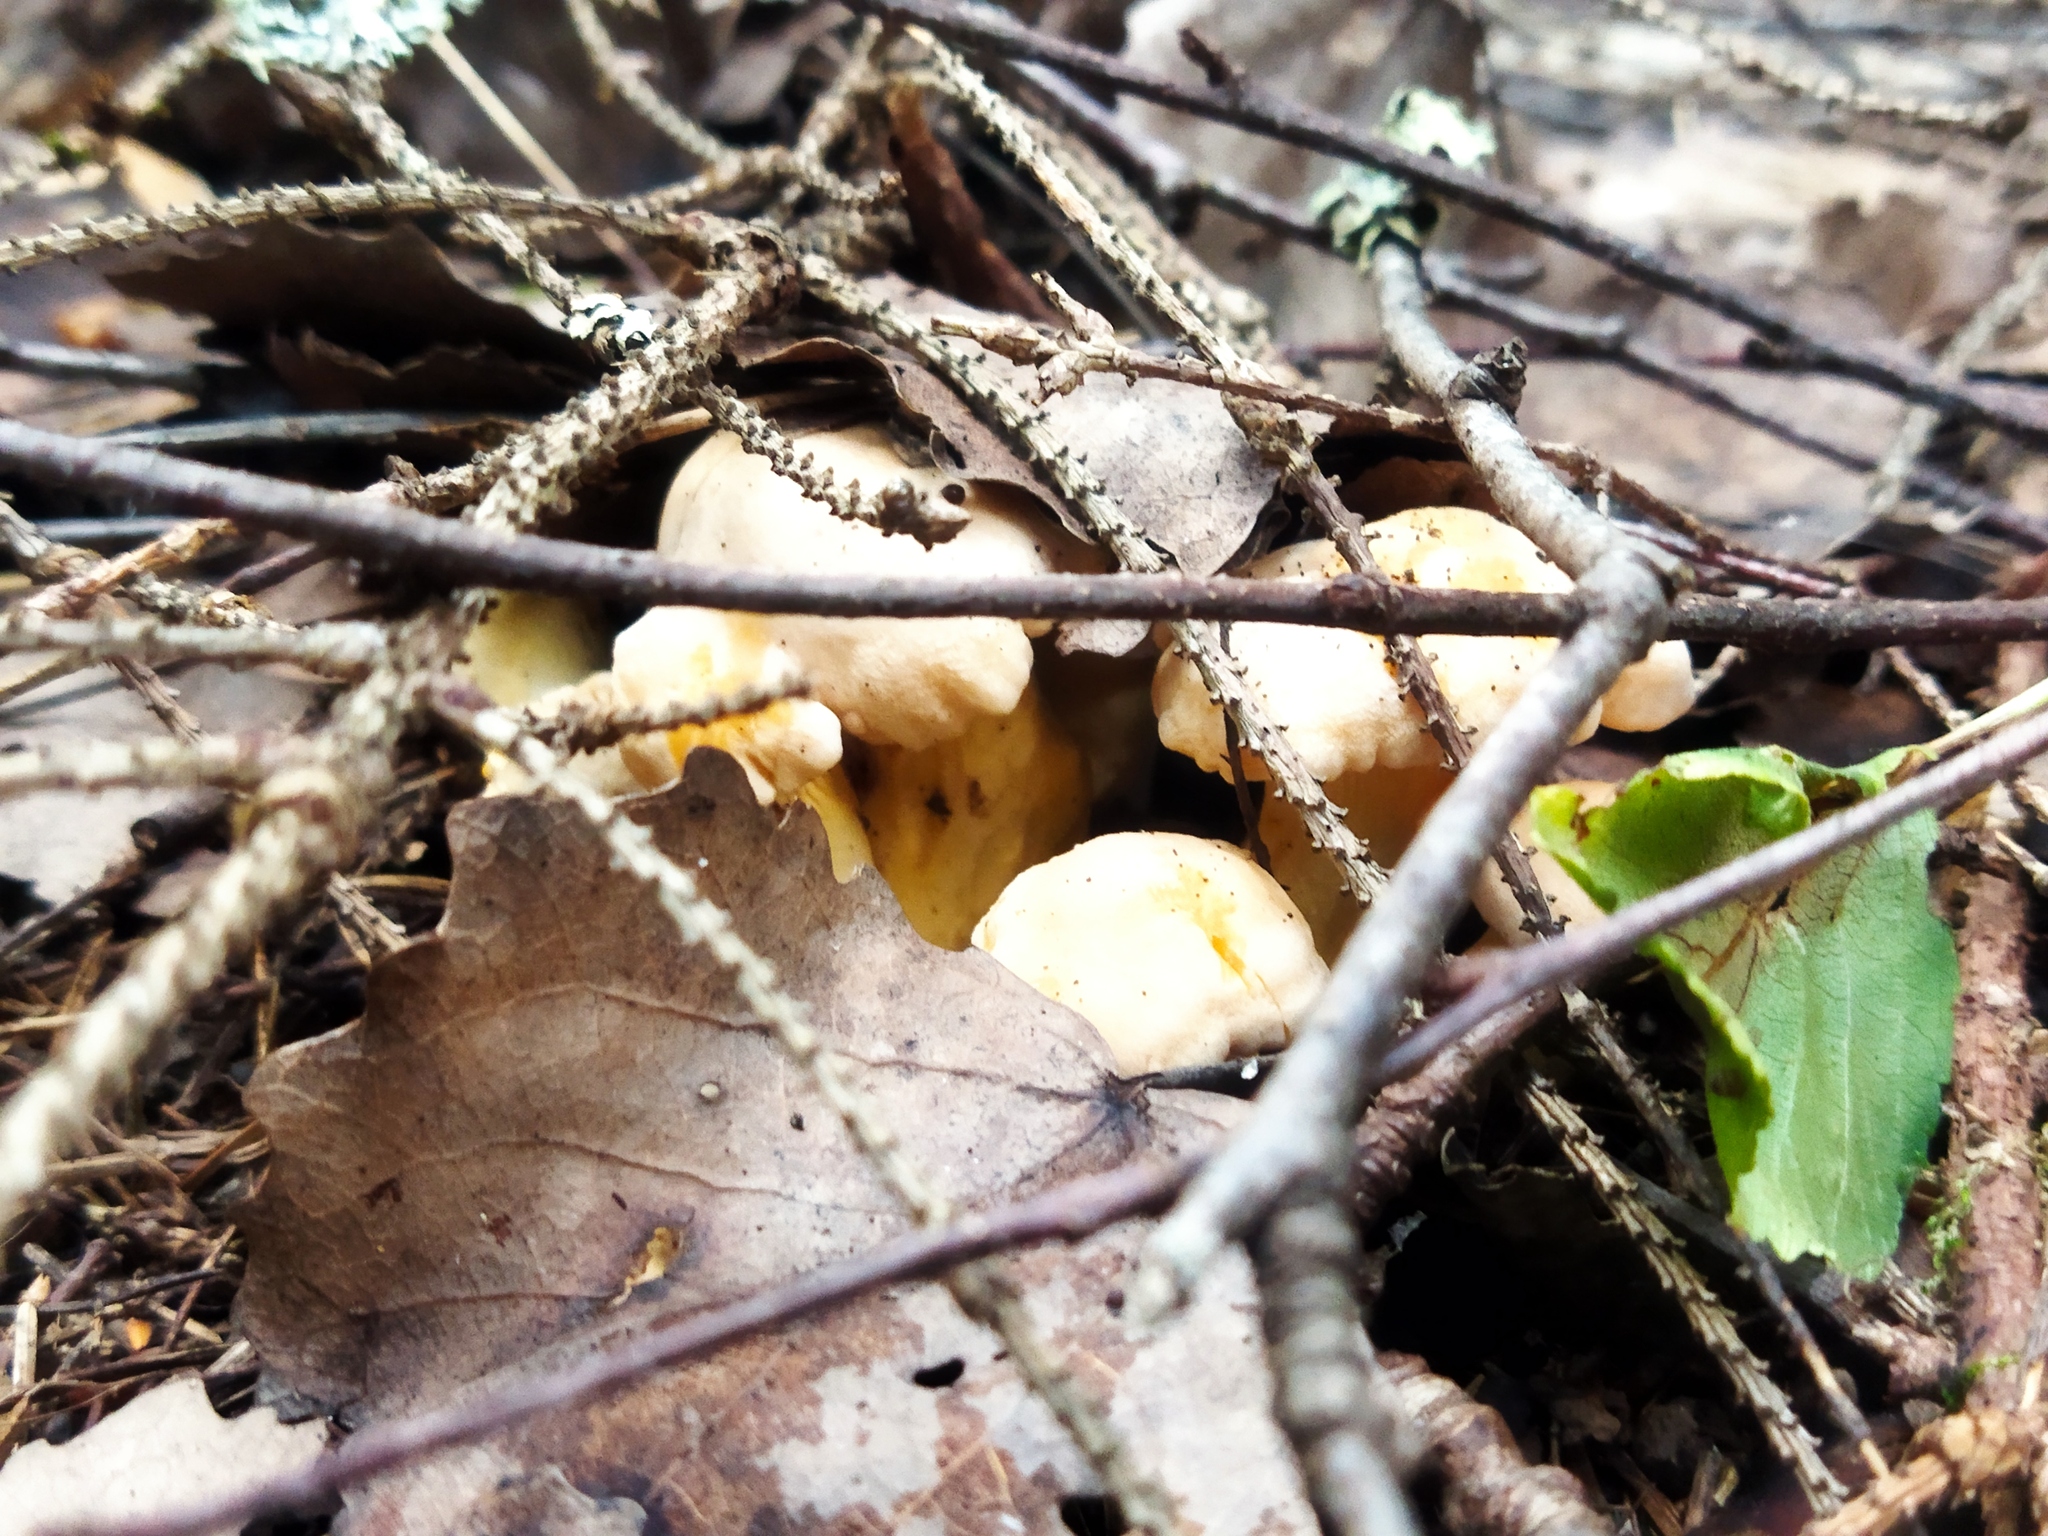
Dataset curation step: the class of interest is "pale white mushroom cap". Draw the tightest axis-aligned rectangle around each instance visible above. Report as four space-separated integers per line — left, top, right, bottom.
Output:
660 425 1096 749
970 832 1328 1074
1601 640 1697 731
1153 508 1695 781
609 606 842 804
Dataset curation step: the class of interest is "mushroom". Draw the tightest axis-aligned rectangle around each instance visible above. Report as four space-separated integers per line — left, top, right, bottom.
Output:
970 832 1327 1074
1469 778 1617 943
460 592 606 708
1258 764 1454 959
854 680 1089 949
1152 508 1697 780
659 424 1098 749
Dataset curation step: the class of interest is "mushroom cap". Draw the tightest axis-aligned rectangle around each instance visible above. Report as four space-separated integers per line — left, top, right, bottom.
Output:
1469 778 1618 943
970 831 1327 1074
1601 640 1696 732
1261 765 1454 959
460 591 607 708
858 681 1089 950
1152 508 1695 781
609 606 842 804
660 425 1097 748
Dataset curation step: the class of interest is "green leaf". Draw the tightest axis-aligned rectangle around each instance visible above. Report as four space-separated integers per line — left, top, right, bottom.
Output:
1311 87 1496 262
229 0 484 78
1529 745 1955 1277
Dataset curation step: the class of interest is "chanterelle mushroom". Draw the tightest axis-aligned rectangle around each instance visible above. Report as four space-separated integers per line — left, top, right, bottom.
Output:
1469 778 1617 943
1152 507 1696 780
971 832 1327 1074
659 424 1096 749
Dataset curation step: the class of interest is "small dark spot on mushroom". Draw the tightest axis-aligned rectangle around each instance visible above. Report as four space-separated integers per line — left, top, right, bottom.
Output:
940 482 967 504
912 1357 966 1388
611 1191 627 1210
966 779 988 815
1105 1287 1125 1315
790 1113 805 1131
925 789 952 819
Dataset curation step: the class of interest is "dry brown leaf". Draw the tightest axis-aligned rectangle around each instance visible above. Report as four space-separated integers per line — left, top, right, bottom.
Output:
0 1373 330 1536
238 750 1313 1535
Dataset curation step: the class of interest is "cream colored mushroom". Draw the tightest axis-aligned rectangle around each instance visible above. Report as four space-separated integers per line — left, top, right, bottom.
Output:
1469 779 1617 943
855 681 1090 950
1152 508 1696 780
970 832 1327 1074
1259 764 1453 960
606 605 842 804
659 424 1098 749
460 592 607 708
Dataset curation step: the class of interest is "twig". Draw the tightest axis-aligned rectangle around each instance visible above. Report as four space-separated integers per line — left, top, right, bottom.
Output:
22 412 2048 646
1940 791 2043 1409
508 672 805 755
1387 701 2048 1081
26 1155 1191 1536
1520 1074 1844 1509
0 608 386 674
1139 238 1672 1310
0 503 268 631
1252 1180 1424 1536
1607 0 2029 141
1195 179 2036 540
0 736 307 800
0 334 213 391
849 0 2048 444
110 11 235 123
0 180 689 277
1865 246 2048 533
562 0 736 165
1381 1353 1609 1536
1804 1408 2042 1536
444 696 1178 1536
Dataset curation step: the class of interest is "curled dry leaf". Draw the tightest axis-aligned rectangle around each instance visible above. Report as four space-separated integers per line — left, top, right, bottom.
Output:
0 1373 330 1536
237 750 1314 1535
737 274 1282 615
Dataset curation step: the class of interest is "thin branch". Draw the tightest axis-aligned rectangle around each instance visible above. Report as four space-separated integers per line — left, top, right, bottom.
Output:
110 11 234 123
444 695 1178 1536
850 0 2048 443
1865 245 2048 531
1518 1074 1843 1509
0 180 690 277
0 736 305 800
507 672 806 756
1139 238 1673 1311
562 0 737 164
1608 0 2029 140
0 607 384 673
21 416 2048 646
1387 701 2048 1082
30 1154 1193 1536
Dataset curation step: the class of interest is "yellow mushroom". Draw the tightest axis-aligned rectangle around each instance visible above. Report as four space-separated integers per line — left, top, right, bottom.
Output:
853 681 1089 949
971 832 1327 1074
1469 778 1617 943
658 424 1098 749
1152 508 1696 780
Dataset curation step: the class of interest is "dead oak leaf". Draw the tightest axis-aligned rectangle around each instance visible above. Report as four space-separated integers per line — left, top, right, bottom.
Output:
238 750 1312 1534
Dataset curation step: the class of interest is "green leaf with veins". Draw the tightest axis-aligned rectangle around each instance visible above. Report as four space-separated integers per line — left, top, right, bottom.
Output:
1311 87 1497 261
1529 746 1955 1277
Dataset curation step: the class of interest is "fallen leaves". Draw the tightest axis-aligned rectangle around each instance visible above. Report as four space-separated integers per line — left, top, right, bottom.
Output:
238 750 1314 1533
0 1373 329 1536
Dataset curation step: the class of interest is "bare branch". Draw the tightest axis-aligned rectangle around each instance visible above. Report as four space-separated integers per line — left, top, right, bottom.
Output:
0 607 386 673
29 1155 1192 1536
851 0 2048 443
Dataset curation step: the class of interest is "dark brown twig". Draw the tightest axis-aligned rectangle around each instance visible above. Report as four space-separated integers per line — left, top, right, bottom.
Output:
32 1156 1192 1536
13 418 2048 648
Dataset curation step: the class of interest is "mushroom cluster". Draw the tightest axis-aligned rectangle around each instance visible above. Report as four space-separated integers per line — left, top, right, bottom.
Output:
504 415 1698 1076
